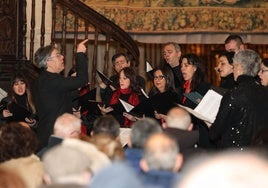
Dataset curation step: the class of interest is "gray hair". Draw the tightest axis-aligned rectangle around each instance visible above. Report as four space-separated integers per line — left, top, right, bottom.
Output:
130 118 162 149
164 42 181 52
143 133 179 171
166 107 192 130
34 45 55 69
233 49 261 77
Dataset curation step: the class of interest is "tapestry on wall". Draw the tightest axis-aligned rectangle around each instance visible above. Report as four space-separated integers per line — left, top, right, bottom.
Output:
57 0 268 33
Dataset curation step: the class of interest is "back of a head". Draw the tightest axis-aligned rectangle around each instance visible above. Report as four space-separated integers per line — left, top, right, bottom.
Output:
178 150 268 188
166 107 192 130
92 115 120 138
42 144 91 184
53 113 82 138
143 132 179 171
89 134 125 161
130 118 162 149
0 122 38 162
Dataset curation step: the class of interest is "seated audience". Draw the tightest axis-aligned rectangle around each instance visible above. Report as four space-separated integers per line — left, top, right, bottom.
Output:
125 118 162 173
163 107 205 164
0 167 26 188
139 133 183 188
90 115 120 140
177 150 268 188
88 134 125 161
90 162 144 188
42 144 92 187
0 122 44 188
37 113 82 158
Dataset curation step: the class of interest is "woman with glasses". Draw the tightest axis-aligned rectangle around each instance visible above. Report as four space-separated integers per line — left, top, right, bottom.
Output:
258 58 268 87
148 65 179 122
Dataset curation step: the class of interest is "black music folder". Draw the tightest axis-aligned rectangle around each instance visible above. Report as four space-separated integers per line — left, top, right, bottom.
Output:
97 70 114 86
8 103 32 122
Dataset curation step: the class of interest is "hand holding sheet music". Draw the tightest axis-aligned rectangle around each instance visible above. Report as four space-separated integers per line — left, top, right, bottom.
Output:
179 89 223 124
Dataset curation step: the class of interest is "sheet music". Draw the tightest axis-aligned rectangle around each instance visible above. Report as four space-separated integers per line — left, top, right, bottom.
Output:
179 89 223 124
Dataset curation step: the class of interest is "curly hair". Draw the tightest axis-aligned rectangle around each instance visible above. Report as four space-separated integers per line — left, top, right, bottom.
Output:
0 122 38 162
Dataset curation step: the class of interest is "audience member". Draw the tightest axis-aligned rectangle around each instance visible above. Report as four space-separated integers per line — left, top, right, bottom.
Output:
99 67 144 127
163 42 184 93
89 134 125 161
0 167 26 188
90 162 144 188
91 115 120 139
32 39 89 150
224 34 245 53
139 133 183 188
163 107 204 164
209 49 262 149
0 122 44 188
37 113 82 158
177 150 268 188
42 144 92 187
1 72 37 128
214 51 236 90
125 118 162 173
99 52 145 105
62 138 111 174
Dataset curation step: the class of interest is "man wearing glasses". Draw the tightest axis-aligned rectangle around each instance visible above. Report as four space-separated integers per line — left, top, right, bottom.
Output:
32 39 89 150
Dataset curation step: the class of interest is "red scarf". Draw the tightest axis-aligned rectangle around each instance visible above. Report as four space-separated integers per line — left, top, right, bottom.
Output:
182 80 191 104
110 88 140 126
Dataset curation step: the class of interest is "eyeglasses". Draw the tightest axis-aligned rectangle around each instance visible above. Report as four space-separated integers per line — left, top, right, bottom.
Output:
259 69 268 74
154 75 165 80
47 53 62 60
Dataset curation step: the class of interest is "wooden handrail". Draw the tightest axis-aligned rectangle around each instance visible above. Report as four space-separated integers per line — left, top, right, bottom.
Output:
52 0 140 65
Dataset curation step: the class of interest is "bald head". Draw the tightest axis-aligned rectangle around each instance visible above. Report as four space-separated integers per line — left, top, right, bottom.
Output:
178 150 268 188
166 107 192 130
53 113 81 138
142 133 182 172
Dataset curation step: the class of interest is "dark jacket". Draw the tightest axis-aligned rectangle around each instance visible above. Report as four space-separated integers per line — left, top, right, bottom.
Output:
32 53 88 150
125 148 143 173
220 73 236 90
210 75 261 149
139 170 179 188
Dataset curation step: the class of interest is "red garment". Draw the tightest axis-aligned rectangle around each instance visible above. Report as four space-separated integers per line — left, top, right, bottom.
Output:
110 88 140 126
182 80 191 104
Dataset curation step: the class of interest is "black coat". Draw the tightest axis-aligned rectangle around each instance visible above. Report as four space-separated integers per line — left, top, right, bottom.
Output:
32 53 88 150
210 75 262 149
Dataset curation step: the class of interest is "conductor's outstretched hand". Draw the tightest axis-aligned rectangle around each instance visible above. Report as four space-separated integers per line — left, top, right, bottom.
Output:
77 39 89 53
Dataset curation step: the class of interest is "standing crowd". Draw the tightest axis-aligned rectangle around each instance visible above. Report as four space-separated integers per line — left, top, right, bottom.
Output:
1 35 268 188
